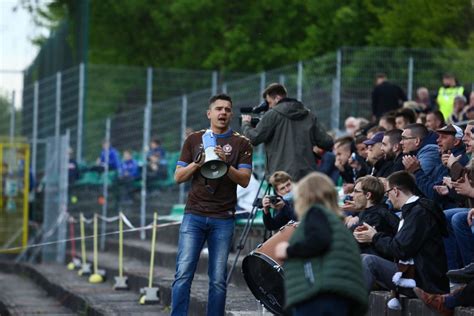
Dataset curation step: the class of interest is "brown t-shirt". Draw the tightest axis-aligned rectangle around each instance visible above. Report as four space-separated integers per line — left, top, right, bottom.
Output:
177 129 253 218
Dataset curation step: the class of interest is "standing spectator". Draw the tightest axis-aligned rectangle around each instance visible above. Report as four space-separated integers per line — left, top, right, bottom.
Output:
426 110 446 131
275 172 368 316
148 138 167 162
371 73 407 121
241 83 333 181
446 95 468 125
355 171 449 295
436 73 468 120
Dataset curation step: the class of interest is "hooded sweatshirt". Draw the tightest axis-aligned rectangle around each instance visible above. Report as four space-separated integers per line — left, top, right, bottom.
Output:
242 98 333 181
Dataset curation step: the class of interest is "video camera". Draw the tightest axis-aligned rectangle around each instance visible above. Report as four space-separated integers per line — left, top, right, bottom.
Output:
239 100 269 127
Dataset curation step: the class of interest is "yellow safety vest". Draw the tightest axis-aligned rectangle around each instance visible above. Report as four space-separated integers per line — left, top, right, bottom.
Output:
437 86 464 120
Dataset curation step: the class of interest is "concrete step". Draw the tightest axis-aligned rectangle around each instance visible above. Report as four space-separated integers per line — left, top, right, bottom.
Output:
0 270 77 316
83 250 264 315
0 261 169 315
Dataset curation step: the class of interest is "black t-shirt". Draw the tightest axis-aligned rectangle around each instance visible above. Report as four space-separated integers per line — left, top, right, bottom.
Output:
177 129 253 219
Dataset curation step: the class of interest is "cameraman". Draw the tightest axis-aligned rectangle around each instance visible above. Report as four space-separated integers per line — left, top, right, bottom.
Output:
262 171 297 230
241 83 334 181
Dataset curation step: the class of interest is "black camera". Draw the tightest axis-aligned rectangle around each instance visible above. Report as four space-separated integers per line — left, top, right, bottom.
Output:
253 195 281 209
239 101 269 127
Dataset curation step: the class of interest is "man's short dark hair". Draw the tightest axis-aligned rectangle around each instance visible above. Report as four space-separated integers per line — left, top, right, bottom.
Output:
427 110 446 125
384 129 402 145
387 171 416 195
376 73 387 79
380 114 396 126
209 94 232 107
396 108 416 124
356 176 385 204
405 123 428 140
262 83 287 99
335 136 354 151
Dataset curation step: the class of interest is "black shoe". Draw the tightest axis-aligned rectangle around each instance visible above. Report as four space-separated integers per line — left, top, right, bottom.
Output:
447 262 474 284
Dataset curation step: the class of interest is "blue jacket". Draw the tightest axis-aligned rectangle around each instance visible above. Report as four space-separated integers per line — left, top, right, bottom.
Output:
415 143 469 199
120 159 139 178
100 147 121 170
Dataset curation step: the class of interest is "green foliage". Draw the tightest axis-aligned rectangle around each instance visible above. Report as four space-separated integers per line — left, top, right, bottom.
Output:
24 0 474 72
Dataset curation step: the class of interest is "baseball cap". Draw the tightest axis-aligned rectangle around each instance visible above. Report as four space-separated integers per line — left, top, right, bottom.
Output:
363 131 384 146
436 124 463 140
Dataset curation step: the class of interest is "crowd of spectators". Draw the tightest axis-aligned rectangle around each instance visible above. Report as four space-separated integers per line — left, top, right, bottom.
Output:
259 73 473 314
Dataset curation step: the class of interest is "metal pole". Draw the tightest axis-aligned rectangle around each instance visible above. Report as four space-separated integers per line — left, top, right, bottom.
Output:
179 95 188 204
140 67 153 240
56 129 70 263
222 83 227 94
407 57 414 101
77 63 85 163
279 75 286 85
297 61 303 101
100 118 110 250
32 82 39 181
9 91 15 142
211 71 218 96
331 50 342 131
55 72 62 146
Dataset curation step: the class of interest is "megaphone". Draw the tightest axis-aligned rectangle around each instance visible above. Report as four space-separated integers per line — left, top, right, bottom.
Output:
200 130 228 179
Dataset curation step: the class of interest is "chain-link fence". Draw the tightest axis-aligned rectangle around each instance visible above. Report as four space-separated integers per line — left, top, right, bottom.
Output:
5 46 473 243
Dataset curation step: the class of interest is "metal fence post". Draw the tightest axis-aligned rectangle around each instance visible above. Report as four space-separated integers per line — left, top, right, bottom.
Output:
179 94 188 204
56 130 70 263
297 61 303 101
279 75 286 85
77 63 85 163
222 83 227 94
260 72 266 96
407 57 414 101
32 82 39 179
9 91 15 143
100 118 111 250
140 67 153 240
212 71 218 96
331 50 342 131
55 72 62 151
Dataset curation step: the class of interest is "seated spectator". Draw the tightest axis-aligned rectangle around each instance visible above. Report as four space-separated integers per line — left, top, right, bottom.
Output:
148 137 167 162
355 171 449 296
415 87 433 112
334 136 368 186
262 171 297 231
364 132 393 177
395 108 416 130
355 134 368 160
378 113 396 131
92 140 121 172
313 145 339 184
447 95 468 125
381 129 404 174
462 92 474 121
68 147 79 183
118 150 139 203
401 123 443 198
414 280 474 316
416 112 427 125
342 176 399 258
425 110 446 131
147 152 168 182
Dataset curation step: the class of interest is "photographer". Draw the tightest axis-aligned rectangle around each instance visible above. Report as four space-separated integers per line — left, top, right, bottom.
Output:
241 83 333 181
262 171 297 231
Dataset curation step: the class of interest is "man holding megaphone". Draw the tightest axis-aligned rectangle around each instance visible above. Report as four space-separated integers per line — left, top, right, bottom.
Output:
171 94 253 316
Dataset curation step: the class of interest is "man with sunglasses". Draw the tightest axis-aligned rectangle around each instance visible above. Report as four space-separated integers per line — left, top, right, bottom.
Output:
171 94 253 316
355 171 449 296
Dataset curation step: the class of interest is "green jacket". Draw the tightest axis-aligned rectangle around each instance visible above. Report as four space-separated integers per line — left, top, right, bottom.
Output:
284 204 368 315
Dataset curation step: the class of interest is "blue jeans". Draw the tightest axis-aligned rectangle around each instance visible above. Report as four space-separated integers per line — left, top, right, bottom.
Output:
444 208 470 270
452 210 474 267
171 213 235 316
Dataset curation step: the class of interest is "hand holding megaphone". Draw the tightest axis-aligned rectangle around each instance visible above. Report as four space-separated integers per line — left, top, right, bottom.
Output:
200 130 229 179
